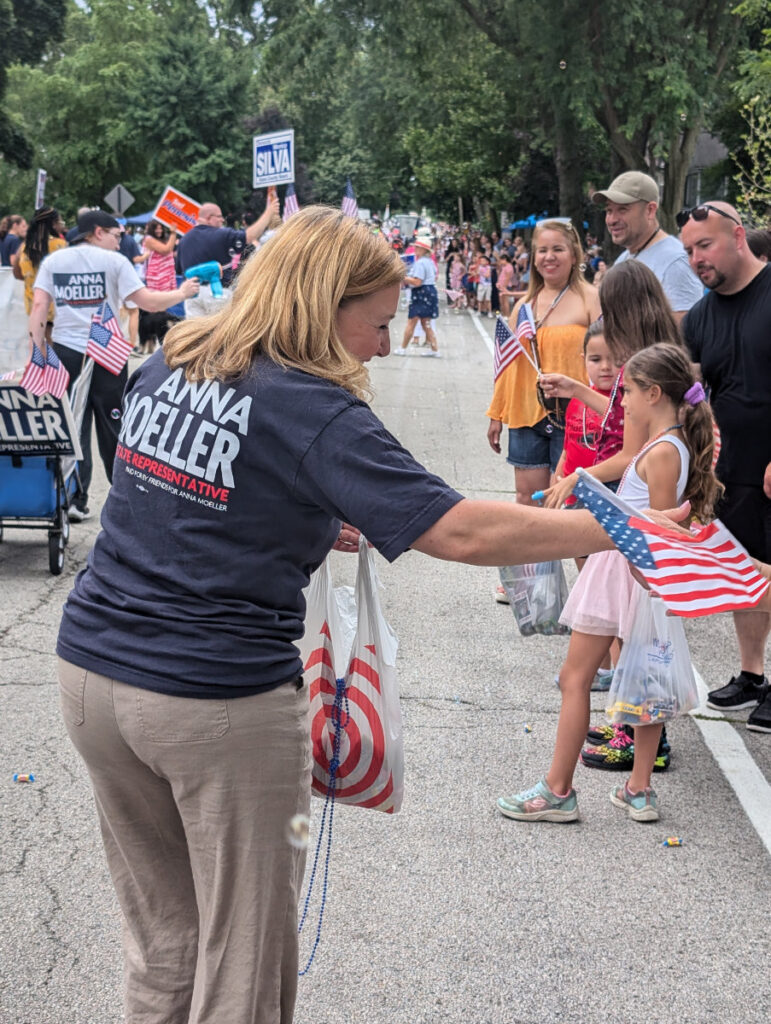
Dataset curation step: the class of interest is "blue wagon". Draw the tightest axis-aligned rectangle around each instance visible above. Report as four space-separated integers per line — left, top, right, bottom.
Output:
0 382 83 575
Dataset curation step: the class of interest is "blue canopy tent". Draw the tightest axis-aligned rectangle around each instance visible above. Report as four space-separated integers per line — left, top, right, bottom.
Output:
120 211 154 226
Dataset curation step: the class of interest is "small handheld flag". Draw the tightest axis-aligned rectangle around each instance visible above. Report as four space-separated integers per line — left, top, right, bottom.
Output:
573 468 770 617
42 345 70 398
493 317 525 380
283 183 300 222
19 343 47 395
86 301 133 375
341 177 358 219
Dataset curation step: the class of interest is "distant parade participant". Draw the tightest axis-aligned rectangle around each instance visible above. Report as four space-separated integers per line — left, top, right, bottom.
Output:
177 197 279 317
29 210 199 520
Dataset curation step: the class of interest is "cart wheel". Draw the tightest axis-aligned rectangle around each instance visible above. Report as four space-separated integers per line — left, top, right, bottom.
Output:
48 531 65 575
61 510 70 545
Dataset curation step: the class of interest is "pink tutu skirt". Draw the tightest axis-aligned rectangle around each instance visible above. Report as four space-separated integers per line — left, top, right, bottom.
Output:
559 549 643 640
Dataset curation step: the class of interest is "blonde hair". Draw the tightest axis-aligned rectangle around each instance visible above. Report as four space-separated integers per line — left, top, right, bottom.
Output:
524 220 587 303
163 205 405 399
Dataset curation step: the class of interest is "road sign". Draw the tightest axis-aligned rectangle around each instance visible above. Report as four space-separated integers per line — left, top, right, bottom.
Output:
104 184 135 216
152 185 200 235
253 129 295 189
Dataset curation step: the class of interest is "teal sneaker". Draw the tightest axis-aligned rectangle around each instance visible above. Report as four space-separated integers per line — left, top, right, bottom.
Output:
609 783 659 822
497 778 579 822
591 668 614 692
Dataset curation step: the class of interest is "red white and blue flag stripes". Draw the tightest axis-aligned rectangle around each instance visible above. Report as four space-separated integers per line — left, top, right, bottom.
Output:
42 345 70 398
493 316 525 380
86 301 132 375
341 177 358 219
283 183 300 221
573 468 770 616
19 342 47 395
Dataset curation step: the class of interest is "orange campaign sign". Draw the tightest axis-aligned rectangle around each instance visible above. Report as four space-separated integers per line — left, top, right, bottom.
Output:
152 185 200 235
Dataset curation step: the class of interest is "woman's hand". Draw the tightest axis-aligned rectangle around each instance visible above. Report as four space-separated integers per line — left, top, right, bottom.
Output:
538 373 578 399
332 523 362 552
487 418 502 454
542 473 577 509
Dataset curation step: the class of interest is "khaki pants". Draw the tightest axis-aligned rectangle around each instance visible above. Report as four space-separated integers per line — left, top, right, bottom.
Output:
58 659 311 1024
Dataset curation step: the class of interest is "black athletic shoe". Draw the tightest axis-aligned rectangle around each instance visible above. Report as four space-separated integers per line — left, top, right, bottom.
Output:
706 673 769 711
747 691 771 733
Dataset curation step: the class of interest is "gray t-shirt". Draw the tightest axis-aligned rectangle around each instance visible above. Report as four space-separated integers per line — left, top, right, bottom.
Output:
615 234 702 313
35 244 144 353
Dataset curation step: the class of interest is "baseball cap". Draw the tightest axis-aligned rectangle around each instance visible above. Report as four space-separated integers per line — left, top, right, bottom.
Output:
592 171 659 206
72 209 121 243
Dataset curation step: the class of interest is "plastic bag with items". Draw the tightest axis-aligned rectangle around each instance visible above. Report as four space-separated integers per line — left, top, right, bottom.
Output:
499 561 570 636
606 592 699 726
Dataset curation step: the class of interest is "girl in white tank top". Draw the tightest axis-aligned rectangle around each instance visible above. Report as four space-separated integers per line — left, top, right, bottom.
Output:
497 343 722 826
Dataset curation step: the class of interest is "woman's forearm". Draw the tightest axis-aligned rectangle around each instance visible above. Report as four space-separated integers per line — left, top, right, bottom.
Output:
411 499 613 566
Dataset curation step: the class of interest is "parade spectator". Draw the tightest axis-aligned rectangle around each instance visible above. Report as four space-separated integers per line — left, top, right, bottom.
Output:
592 171 702 324
118 227 143 351
29 210 199 520
177 197 279 317
396 237 440 354
12 206 66 342
55 205 630 1024
141 219 178 291
746 227 771 263
0 214 28 266
487 219 600 510
476 254 493 316
65 206 96 244
592 259 608 285
680 202 771 732
495 253 516 317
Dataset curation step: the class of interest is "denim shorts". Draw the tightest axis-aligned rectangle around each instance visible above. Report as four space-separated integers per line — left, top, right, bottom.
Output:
507 418 565 472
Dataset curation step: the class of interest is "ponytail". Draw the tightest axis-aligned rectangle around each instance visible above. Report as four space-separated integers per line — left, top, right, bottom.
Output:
625 342 724 521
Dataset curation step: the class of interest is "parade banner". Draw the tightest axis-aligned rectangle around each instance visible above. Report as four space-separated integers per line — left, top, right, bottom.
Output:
252 129 295 188
152 185 200 235
0 384 81 458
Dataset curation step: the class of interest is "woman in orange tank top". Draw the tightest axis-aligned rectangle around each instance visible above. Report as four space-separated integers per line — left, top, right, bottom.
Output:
487 220 600 508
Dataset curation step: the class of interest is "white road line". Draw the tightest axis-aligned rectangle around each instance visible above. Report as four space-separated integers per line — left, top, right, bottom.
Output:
468 314 771 855
690 666 771 856
470 314 494 355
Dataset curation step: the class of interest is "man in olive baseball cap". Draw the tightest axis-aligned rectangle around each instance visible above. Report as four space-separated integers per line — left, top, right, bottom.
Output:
591 169 702 325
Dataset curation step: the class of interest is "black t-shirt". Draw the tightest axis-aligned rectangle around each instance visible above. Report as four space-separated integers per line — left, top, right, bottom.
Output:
57 353 463 698
176 224 246 275
684 265 771 486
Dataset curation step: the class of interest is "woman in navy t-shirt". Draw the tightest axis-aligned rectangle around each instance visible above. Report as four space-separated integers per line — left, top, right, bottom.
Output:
57 206 631 1024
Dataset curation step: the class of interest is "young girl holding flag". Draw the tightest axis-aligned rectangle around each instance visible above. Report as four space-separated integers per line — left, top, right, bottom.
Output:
497 343 721 823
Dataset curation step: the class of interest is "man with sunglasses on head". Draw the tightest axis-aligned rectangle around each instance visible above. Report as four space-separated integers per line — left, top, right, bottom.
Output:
592 171 703 325
29 210 200 521
680 201 771 733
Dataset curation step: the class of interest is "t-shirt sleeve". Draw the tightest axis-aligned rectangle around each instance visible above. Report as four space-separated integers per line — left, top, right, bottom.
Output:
411 259 427 284
119 255 147 301
659 253 703 313
294 404 464 562
682 307 701 362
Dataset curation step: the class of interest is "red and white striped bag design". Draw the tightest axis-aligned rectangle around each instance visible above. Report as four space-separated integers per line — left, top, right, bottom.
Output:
300 539 404 813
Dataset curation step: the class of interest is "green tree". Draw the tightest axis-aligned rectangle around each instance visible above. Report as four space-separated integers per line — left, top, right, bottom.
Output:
0 0 67 168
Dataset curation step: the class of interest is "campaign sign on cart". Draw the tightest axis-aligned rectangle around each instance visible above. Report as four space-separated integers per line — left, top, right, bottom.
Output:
0 384 81 458
252 129 295 188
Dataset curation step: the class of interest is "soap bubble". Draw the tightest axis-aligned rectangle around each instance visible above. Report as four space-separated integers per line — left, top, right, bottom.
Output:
286 813 310 849
559 60 567 70
679 112 687 122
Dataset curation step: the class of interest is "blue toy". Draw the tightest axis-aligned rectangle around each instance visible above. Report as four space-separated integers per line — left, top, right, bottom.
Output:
531 490 545 501
184 261 222 297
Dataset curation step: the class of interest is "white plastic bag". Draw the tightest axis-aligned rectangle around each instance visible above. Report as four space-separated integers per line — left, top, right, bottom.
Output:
499 561 570 636
606 592 699 726
300 537 404 813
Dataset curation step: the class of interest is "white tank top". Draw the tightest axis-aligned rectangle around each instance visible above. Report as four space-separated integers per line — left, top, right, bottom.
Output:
618 434 690 511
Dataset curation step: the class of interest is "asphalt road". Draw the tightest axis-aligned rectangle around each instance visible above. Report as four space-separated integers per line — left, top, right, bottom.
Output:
1 303 769 1024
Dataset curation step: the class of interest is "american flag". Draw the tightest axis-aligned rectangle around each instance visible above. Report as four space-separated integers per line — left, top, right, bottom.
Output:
43 345 70 398
341 177 358 218
493 316 525 380
86 301 132 375
283 183 300 221
19 342 47 395
515 302 536 347
574 468 770 617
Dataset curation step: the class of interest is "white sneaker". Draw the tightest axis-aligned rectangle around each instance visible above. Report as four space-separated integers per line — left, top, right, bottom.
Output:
393 348 406 356
495 585 510 604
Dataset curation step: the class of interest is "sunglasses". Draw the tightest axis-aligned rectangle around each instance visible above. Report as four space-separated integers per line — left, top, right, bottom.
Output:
676 204 741 229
